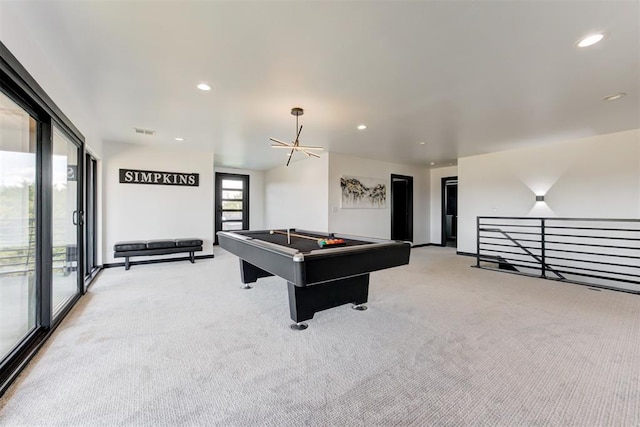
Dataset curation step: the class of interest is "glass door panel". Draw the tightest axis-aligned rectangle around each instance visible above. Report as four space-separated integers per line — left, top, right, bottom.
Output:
51 127 80 316
0 91 37 360
215 173 249 243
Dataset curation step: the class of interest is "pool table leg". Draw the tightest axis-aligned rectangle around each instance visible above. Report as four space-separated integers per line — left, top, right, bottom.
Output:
287 274 370 328
239 260 273 289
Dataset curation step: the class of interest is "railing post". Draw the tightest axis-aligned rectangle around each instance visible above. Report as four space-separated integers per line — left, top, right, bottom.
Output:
476 216 480 267
541 218 546 279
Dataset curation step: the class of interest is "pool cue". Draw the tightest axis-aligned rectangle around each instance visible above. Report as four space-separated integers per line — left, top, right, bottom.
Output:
270 230 321 242
287 228 290 244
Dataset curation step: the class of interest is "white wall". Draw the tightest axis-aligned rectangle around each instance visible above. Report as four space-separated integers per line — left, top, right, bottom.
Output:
264 155 329 231
458 129 640 253
2 4 106 264
102 142 214 263
0 3 103 158
214 167 265 229
429 166 458 244
328 152 430 244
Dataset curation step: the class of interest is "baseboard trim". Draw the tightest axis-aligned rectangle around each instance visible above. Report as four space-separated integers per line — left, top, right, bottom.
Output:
411 243 431 248
456 251 476 257
103 254 214 269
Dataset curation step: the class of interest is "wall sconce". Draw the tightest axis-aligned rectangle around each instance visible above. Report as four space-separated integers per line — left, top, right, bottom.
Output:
536 195 545 202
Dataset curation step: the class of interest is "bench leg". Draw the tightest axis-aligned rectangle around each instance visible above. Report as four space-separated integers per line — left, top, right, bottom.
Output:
125 257 130 270
190 251 195 263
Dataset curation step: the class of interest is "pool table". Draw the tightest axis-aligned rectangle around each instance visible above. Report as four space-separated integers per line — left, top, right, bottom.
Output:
217 229 411 329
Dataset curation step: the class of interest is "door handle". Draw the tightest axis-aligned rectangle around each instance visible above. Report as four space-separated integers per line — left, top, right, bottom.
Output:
72 211 85 226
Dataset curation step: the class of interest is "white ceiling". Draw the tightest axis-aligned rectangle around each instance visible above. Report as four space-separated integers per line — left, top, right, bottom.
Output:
8 1 640 170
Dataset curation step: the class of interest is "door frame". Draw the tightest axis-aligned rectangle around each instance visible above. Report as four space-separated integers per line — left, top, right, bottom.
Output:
84 152 98 289
440 176 458 247
214 172 250 244
390 174 413 242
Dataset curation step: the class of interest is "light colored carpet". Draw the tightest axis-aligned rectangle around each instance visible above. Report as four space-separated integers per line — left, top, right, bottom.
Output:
0 246 639 426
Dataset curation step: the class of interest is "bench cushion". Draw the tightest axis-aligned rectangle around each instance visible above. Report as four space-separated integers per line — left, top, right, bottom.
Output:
114 241 147 252
175 238 203 247
146 240 177 249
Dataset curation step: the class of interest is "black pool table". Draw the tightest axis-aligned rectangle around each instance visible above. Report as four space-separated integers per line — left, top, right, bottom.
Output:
217 229 411 329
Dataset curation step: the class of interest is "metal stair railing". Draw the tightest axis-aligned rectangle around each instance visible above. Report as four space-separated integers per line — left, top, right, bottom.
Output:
476 217 640 294
479 226 565 279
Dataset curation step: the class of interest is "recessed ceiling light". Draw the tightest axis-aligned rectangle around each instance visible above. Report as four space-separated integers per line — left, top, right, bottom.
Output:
418 141 426 145
430 162 436 166
578 33 604 47
604 92 626 101
174 137 184 141
357 124 367 130
197 83 211 91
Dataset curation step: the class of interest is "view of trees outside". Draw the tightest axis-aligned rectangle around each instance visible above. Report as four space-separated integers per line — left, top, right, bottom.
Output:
0 92 37 359
0 153 71 275
1 92 77 358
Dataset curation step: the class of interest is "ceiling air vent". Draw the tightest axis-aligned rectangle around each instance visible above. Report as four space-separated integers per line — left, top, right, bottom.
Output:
134 128 156 136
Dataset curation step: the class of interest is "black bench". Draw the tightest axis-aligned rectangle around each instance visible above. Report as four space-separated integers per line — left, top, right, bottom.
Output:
113 238 203 270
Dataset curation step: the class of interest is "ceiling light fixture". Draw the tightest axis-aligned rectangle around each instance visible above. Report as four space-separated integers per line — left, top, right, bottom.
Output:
270 107 323 166
604 93 626 101
357 124 367 130
578 33 604 47
174 137 184 141
418 142 426 145
197 83 211 91
430 162 436 166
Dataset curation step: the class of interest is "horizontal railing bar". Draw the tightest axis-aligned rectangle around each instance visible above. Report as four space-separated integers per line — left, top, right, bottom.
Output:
478 257 541 269
478 260 541 270
477 254 540 264
479 230 541 236
479 217 544 221
479 217 640 222
479 248 542 258
479 242 541 250
480 237 542 244
546 263 640 279
545 248 640 260
479 224 541 229
477 265 543 279
545 233 640 242
548 269 640 286
546 226 640 233
0 255 36 261
544 256 640 269
545 240 640 251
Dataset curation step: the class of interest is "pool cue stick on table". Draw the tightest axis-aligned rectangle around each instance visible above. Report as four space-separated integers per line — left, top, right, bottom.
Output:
270 229 320 242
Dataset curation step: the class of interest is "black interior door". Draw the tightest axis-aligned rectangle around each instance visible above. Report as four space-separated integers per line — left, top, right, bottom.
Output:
441 177 458 247
390 174 413 242
214 173 249 244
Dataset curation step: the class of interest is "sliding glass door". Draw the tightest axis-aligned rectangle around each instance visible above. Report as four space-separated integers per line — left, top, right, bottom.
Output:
0 90 38 361
1 40 87 395
51 127 81 317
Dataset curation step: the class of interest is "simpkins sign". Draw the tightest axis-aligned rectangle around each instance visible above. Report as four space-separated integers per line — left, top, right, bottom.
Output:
119 168 199 187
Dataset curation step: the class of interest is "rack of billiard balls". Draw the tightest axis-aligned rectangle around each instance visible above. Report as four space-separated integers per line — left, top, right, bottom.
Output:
270 230 346 248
